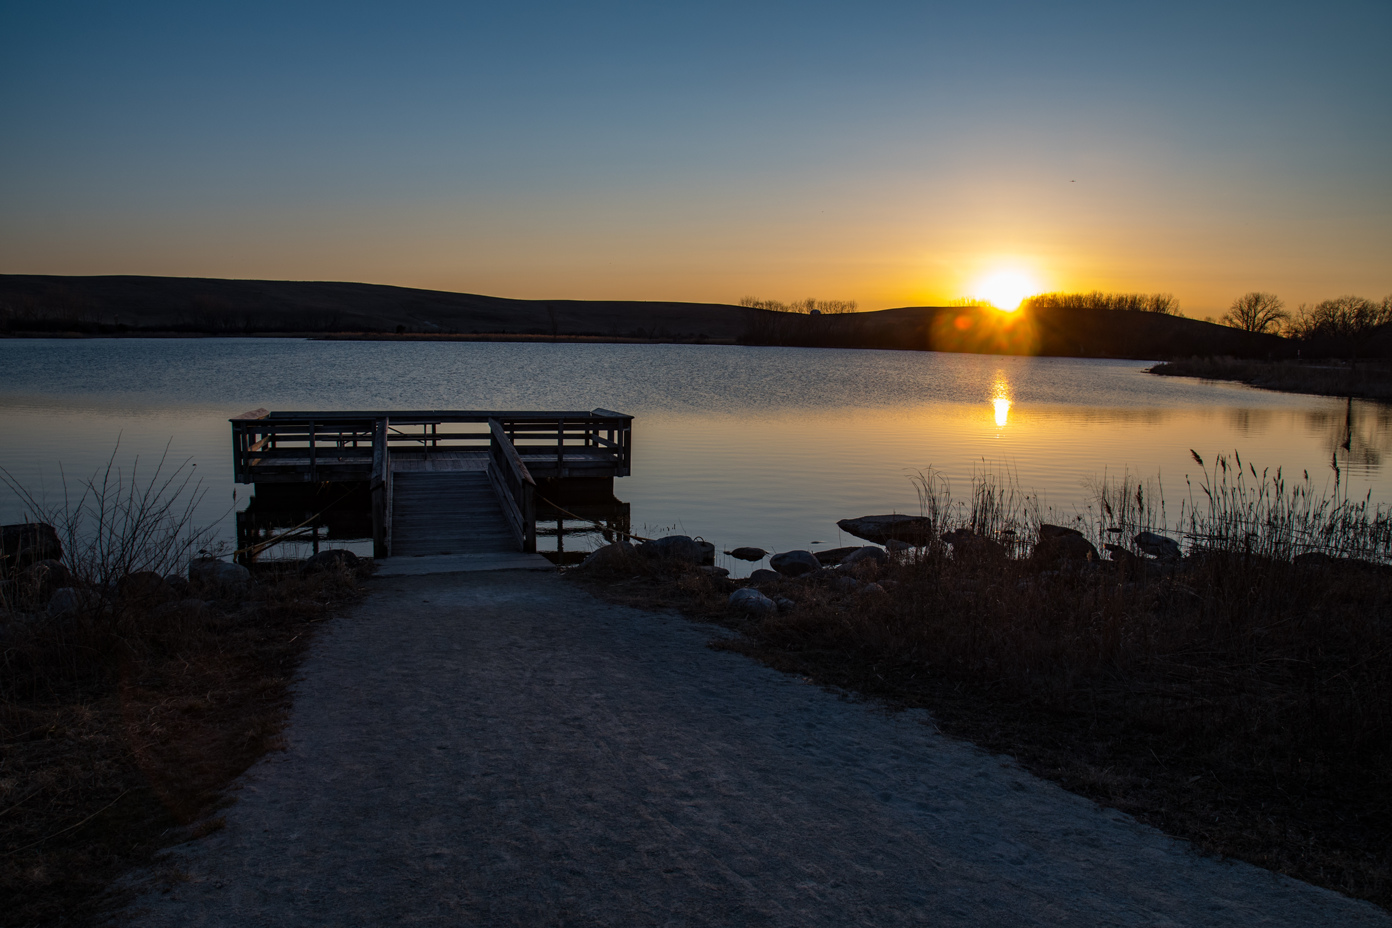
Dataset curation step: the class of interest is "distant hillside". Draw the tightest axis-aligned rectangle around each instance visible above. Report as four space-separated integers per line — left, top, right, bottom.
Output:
0 275 750 341
739 303 1291 360
0 274 1293 360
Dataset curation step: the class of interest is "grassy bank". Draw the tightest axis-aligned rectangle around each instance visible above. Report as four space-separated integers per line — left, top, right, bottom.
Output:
1152 357 1392 401
573 461 1392 910
1 455 370 926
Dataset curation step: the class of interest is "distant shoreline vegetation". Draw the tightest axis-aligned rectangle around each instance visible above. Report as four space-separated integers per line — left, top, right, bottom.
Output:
2 275 1390 369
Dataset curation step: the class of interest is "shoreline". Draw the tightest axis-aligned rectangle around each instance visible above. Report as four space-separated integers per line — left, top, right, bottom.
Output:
1150 357 1392 402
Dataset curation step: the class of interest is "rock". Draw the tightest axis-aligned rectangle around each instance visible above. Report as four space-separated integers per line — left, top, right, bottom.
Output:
2 523 62 571
940 530 1006 561
1289 551 1390 576
47 586 100 618
774 596 796 612
301 549 361 574
1031 533 1098 566
830 575 860 593
884 539 913 553
836 515 935 546
21 559 70 600
1038 523 1084 539
1134 531 1181 560
748 568 780 584
640 535 714 565
769 550 821 577
576 541 636 571
728 588 777 616
188 558 251 588
725 547 767 562
1292 551 1339 570
814 546 861 565
861 582 887 596
699 565 730 578
163 574 192 597
841 546 889 568
1103 543 1141 566
150 598 208 623
117 570 173 604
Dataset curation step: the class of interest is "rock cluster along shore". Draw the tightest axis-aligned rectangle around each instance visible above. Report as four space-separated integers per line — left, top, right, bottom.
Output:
574 513 1392 617
0 521 368 636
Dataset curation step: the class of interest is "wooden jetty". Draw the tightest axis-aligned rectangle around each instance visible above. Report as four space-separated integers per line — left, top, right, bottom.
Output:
231 409 632 560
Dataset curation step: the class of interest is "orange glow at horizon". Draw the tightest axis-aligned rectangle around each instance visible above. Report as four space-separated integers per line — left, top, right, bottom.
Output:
972 269 1039 312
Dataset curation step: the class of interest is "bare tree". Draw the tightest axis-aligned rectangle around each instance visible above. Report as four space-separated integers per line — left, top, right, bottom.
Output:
1221 292 1288 334
1287 294 1392 340
738 296 858 314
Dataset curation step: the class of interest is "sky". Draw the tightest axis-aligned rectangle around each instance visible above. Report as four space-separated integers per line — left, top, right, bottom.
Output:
1 0 1389 315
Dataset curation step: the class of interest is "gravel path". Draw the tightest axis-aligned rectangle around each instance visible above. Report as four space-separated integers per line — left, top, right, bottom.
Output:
124 570 1388 926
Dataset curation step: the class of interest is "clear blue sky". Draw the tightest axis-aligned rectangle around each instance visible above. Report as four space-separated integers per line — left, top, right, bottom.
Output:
2 0 1388 313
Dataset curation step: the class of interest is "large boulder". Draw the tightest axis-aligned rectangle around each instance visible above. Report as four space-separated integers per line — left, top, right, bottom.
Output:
836 515 935 546
1103 543 1141 567
841 546 889 568
47 586 101 618
116 570 173 604
640 535 715 565
813 546 861 565
1031 527 1098 566
188 558 251 588
1134 531 1181 560
725 546 768 562
576 541 636 571
2 523 62 571
748 568 780 584
769 550 821 577
728 588 777 616
940 530 1006 562
150 598 208 624
301 549 362 575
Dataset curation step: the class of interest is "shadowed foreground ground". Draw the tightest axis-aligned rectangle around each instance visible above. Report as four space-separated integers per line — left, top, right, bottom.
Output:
121 571 1387 927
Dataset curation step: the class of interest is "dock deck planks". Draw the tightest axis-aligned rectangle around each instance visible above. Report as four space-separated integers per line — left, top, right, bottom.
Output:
391 472 518 557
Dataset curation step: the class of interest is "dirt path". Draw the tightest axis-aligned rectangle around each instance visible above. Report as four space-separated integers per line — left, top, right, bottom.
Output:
123 570 1387 926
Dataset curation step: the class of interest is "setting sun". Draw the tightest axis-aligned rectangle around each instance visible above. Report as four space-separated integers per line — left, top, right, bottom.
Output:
973 270 1038 312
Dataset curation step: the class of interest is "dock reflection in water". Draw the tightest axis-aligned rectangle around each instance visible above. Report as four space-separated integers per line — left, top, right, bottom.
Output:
233 481 632 567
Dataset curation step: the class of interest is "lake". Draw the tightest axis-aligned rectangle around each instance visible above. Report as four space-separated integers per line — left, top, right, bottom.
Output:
1 339 1387 570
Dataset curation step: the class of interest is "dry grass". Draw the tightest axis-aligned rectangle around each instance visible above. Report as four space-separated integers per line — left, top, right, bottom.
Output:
0 563 368 928
1151 357 1392 401
571 464 1392 911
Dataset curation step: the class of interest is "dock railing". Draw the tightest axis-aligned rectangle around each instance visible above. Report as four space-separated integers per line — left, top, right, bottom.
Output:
231 409 633 484
370 417 392 558
487 419 537 552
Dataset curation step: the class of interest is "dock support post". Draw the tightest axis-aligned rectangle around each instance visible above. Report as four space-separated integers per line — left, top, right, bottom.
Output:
370 417 391 558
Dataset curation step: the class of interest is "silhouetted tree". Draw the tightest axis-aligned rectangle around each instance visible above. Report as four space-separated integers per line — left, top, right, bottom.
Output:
1022 291 1177 314
1287 294 1392 340
1222 291 1288 334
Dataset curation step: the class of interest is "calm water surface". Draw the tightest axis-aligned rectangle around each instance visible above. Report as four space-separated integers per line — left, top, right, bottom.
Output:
1 339 1388 568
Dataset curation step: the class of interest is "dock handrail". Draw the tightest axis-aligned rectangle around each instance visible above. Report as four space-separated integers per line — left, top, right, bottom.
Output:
487 419 536 552
370 418 392 558
231 409 631 483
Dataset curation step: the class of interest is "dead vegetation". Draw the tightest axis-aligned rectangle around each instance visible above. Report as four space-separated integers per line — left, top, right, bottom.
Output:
570 462 1392 911
0 562 368 928
1 450 371 926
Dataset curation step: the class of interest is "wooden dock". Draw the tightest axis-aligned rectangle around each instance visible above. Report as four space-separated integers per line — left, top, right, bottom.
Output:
231 409 632 560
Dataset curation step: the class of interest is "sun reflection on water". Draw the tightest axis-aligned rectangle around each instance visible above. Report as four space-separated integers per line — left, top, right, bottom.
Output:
991 373 1012 428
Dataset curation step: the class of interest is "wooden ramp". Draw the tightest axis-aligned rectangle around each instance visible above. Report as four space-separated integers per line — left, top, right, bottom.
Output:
390 472 517 557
